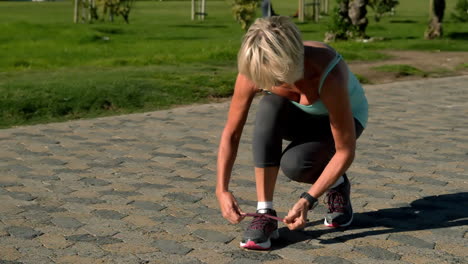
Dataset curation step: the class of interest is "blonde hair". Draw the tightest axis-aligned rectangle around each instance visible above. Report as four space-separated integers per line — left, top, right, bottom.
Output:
238 16 304 90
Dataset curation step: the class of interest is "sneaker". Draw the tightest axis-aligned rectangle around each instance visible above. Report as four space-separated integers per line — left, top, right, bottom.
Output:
240 209 279 250
324 174 353 227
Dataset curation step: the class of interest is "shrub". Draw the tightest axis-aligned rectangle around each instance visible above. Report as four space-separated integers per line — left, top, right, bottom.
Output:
451 0 468 22
231 0 261 31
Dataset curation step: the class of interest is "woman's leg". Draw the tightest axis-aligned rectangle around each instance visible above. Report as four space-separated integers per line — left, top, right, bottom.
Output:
252 93 292 203
281 117 364 184
241 93 292 250
280 118 365 227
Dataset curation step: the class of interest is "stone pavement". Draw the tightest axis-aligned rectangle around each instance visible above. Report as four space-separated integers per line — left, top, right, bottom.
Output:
0 75 467 264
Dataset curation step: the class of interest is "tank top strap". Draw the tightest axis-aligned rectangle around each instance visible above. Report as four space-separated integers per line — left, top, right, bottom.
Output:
318 52 343 94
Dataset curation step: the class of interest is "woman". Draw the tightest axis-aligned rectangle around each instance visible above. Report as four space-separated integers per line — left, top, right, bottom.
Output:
216 16 368 250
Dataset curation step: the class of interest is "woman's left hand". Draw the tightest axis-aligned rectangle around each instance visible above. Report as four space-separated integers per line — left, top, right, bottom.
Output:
283 199 309 230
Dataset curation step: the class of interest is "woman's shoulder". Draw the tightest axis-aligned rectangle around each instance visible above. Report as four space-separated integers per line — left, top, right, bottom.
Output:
303 41 337 53
303 41 339 73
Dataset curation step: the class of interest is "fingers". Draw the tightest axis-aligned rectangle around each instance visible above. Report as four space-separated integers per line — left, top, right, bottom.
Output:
284 206 307 230
218 191 244 224
286 218 306 230
226 209 244 224
283 209 299 224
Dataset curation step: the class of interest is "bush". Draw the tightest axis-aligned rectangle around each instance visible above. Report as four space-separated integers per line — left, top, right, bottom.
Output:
451 0 468 22
368 0 399 22
231 0 261 31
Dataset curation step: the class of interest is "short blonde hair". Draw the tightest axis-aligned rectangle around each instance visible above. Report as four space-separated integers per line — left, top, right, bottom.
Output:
238 16 304 90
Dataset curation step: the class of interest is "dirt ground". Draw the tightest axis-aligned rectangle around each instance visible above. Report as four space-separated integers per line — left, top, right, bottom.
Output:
348 50 468 84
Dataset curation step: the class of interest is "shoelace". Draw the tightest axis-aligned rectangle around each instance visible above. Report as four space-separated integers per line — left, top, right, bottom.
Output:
241 213 284 223
326 189 346 213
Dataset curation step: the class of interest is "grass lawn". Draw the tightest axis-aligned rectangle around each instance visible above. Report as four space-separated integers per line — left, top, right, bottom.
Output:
0 0 467 128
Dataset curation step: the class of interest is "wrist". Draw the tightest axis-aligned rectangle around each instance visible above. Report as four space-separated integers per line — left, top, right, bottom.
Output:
300 192 318 210
216 188 230 196
298 198 310 210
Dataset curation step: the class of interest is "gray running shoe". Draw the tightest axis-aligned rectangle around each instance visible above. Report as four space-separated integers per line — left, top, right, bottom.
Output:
324 174 353 227
240 209 279 250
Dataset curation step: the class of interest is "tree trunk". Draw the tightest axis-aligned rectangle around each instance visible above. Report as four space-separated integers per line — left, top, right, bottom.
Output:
348 0 368 38
425 0 446 39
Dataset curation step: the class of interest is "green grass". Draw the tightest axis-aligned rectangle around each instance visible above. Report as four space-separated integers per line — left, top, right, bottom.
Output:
456 62 468 70
0 0 467 128
372 64 427 77
354 73 372 84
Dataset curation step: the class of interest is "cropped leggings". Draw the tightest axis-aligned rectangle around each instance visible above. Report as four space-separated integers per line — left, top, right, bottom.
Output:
253 93 364 184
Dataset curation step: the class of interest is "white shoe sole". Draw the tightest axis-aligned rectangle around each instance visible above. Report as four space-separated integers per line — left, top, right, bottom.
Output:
324 213 353 227
240 229 279 250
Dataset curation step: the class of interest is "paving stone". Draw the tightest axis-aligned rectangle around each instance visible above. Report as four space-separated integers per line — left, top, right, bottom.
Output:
164 193 202 203
19 204 67 213
0 182 23 188
171 176 205 183
19 174 60 181
6 192 37 201
5 226 43 239
354 246 401 260
95 236 124 245
0 260 23 264
355 188 395 199
128 200 166 211
387 234 435 249
4 164 32 173
152 239 193 255
51 217 84 229
62 197 106 204
92 209 128 220
131 183 174 189
54 168 88 174
431 227 465 238
191 229 235 244
223 250 282 262
39 158 68 166
410 176 448 186
314 256 353 264
151 152 187 158
383 183 422 192
151 215 203 225
367 166 403 173
79 177 111 186
99 190 141 197
65 234 96 242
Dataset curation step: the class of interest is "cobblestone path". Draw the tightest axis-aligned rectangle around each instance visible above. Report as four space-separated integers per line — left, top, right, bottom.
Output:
0 76 467 263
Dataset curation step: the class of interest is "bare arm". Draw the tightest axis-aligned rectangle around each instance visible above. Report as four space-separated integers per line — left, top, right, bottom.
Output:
216 73 257 223
284 60 356 230
308 60 356 199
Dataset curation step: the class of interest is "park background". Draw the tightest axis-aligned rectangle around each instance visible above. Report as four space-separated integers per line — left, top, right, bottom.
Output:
0 0 467 128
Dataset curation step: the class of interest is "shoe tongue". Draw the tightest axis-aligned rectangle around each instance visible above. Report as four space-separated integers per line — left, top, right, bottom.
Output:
257 209 271 214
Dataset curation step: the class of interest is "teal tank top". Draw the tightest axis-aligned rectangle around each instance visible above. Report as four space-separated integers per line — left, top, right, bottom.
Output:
291 52 368 128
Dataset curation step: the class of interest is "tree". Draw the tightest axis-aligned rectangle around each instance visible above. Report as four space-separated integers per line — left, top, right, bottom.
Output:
74 0 135 24
348 0 369 37
325 0 369 41
451 0 468 22
231 0 261 31
425 0 446 39
368 0 399 22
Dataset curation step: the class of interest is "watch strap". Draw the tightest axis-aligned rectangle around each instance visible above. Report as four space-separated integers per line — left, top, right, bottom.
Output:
300 192 318 210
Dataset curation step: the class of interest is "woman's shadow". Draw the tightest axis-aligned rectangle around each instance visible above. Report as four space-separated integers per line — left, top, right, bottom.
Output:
272 192 468 249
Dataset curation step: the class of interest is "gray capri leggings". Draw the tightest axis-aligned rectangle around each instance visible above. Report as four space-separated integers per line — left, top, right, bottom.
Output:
253 93 364 184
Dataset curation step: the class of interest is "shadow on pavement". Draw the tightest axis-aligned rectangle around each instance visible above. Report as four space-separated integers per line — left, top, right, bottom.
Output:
271 192 468 250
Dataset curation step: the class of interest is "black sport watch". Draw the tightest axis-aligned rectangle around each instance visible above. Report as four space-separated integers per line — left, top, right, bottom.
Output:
300 192 318 210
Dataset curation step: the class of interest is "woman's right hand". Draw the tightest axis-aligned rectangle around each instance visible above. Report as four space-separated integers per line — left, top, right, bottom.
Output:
216 191 245 224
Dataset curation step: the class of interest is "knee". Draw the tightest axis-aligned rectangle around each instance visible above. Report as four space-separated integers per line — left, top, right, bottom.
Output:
280 150 325 184
280 154 316 184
